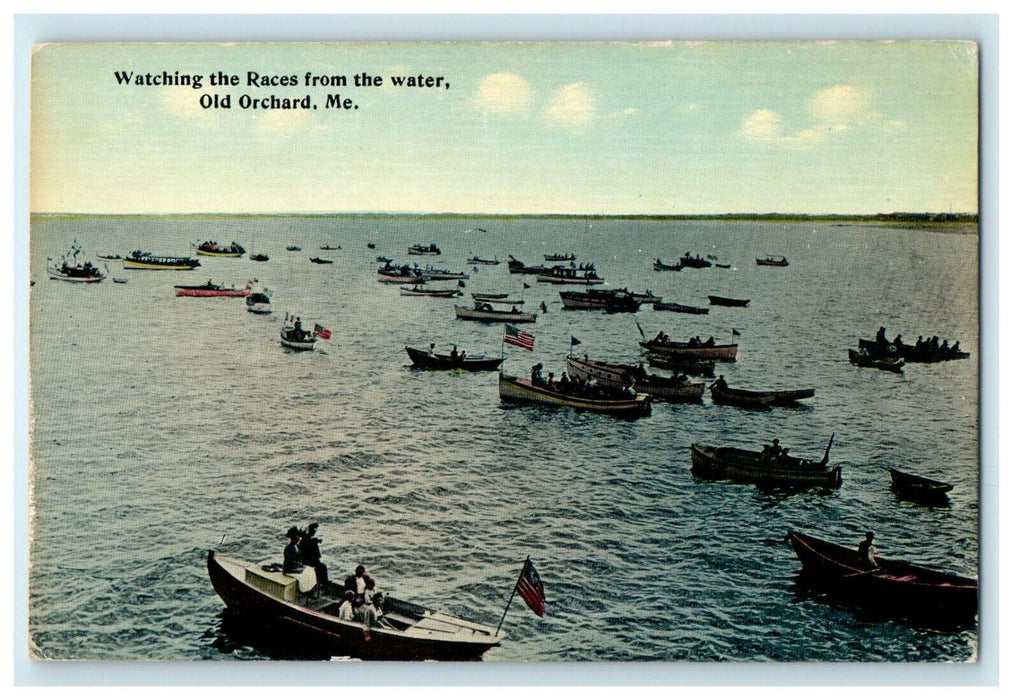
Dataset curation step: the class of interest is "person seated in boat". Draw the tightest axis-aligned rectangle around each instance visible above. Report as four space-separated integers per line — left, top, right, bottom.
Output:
428 343 437 357
876 327 888 344
713 374 728 390
940 339 950 351
357 577 382 640
916 335 924 348
450 345 460 362
337 589 357 621
857 531 878 569
531 363 544 386
893 334 903 347
930 335 940 350
705 337 715 347
298 522 328 598
283 526 305 574
761 439 782 465
951 340 961 353
292 317 305 340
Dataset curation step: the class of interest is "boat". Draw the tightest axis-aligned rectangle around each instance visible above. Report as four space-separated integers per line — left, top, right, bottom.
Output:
507 256 555 275
653 259 684 271
113 277 128 284
421 266 470 281
645 353 716 377
707 296 750 307
848 348 905 372
174 280 252 297
123 250 201 270
468 256 500 265
472 292 508 300
309 257 334 264
708 378 814 408
405 346 504 371
544 253 576 262
408 243 441 256
249 252 270 262
714 263 731 269
756 256 789 267
320 244 342 250
680 254 712 269
857 338 970 363
690 436 841 488
454 304 536 323
96 253 122 261
640 335 738 362
286 245 302 251
399 286 462 297
786 531 977 623
376 256 392 263
194 240 246 257
566 355 704 403
535 265 604 285
377 264 427 284
46 244 105 283
560 289 642 312
207 550 505 661
630 290 662 304
246 289 272 314
280 318 318 351
884 466 953 502
653 301 709 315
471 295 524 305
498 373 652 418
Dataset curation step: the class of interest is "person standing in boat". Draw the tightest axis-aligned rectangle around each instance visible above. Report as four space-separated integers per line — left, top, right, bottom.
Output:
298 522 329 598
876 327 888 344
858 531 878 569
283 527 305 574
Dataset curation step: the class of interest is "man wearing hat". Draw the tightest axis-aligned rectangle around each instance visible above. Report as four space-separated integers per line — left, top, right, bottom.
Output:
299 522 329 597
283 526 304 574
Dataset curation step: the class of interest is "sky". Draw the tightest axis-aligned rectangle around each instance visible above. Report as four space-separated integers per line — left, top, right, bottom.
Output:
30 40 979 216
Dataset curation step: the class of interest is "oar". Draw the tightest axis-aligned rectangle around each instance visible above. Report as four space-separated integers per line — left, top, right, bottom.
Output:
843 568 881 579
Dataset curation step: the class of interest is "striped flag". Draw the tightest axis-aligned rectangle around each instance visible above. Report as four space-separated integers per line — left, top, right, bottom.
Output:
515 558 545 616
503 324 535 351
314 323 332 340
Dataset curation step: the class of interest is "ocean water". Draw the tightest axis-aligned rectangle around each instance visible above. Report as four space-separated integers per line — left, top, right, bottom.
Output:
27 215 980 663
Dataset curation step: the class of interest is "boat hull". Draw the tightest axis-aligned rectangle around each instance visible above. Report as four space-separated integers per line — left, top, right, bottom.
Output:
858 338 970 363
280 330 317 351
47 268 104 283
406 347 503 371
565 355 704 403
787 531 977 623
848 349 904 372
690 444 841 488
175 288 250 297
653 302 708 314
640 341 738 362
124 256 200 270
499 374 651 418
455 306 536 323
709 385 814 408
207 552 503 661
707 296 749 307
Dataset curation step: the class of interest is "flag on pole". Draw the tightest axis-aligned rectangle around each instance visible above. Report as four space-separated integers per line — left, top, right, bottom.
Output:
570 336 582 346
515 558 546 616
732 328 741 337
314 323 332 339
503 324 535 351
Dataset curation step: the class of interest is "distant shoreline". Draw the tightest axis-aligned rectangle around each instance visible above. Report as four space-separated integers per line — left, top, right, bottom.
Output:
30 212 978 226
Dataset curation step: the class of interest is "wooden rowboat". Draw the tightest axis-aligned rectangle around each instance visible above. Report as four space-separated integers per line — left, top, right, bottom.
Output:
498 374 651 418
707 295 750 307
885 466 953 503
207 551 505 661
640 339 738 362
455 304 536 323
399 286 462 297
848 349 905 372
787 531 977 624
652 301 709 314
709 380 814 408
690 436 840 488
406 346 503 371
565 355 704 403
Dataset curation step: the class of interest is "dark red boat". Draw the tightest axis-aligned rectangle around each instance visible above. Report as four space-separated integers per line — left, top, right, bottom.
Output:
787 531 977 623
207 551 506 661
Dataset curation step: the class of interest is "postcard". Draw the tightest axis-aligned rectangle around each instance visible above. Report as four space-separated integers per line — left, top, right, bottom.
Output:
27 38 981 669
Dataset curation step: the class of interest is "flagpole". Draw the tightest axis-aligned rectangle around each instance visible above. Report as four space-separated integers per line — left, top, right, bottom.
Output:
495 556 529 636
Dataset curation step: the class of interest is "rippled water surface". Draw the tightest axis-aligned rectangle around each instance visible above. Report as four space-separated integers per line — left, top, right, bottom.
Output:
28 215 980 663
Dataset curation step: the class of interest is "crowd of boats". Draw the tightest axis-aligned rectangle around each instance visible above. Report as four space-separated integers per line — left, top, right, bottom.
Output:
44 234 977 655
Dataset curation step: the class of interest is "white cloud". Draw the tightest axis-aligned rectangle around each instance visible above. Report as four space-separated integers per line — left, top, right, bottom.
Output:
473 73 533 114
808 85 877 125
544 82 595 127
737 109 783 141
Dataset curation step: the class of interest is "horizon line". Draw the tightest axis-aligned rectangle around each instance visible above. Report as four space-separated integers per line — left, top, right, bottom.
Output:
30 211 979 219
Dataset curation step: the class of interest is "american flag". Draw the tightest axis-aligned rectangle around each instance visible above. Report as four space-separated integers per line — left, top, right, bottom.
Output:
503 324 535 351
314 323 332 340
515 558 545 616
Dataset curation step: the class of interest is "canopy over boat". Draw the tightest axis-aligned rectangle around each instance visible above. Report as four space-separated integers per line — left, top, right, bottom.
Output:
787 531 977 624
499 373 651 418
566 355 704 403
406 346 504 371
690 436 840 488
207 551 505 661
